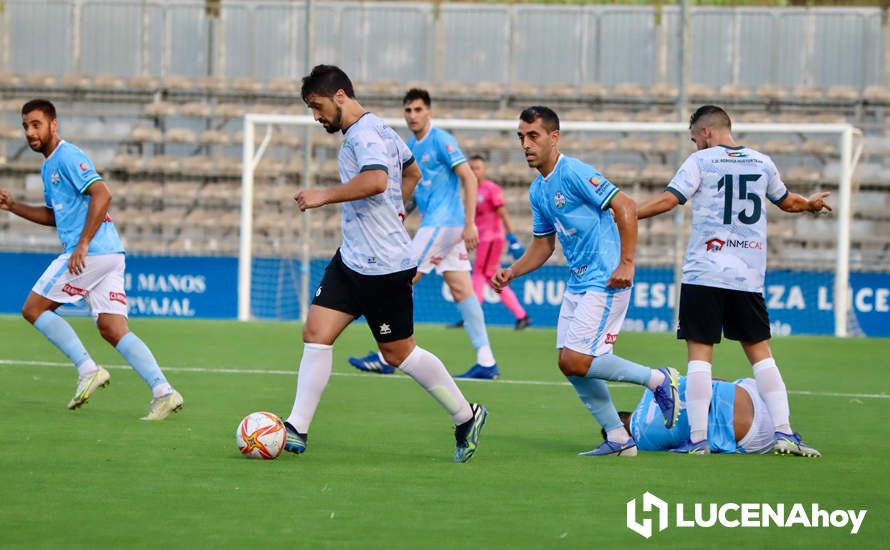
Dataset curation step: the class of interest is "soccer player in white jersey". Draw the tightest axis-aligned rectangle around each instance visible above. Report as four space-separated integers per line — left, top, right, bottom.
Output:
637 105 829 456
282 65 488 463
349 88 500 380
491 106 680 457
0 99 183 420
613 375 790 455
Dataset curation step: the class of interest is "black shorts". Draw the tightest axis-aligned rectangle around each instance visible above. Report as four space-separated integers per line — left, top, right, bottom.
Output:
677 283 771 344
312 250 416 343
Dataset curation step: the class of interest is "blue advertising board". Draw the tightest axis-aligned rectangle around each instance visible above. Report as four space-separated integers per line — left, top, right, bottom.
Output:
2 252 887 337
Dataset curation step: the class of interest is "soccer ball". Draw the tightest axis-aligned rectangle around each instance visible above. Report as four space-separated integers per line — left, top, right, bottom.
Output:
236 411 286 459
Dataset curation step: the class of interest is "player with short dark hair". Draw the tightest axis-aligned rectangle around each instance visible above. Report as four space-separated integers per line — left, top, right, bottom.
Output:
637 105 829 456
491 106 680 457
283 65 488 463
0 99 183 420
348 87 501 380
468 154 530 329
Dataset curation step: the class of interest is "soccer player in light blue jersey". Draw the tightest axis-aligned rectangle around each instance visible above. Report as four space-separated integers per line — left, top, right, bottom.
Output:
491 106 680 457
0 99 182 420
638 105 827 457
617 376 785 455
349 88 500 380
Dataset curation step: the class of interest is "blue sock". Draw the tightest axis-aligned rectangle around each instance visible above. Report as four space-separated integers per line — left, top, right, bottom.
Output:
456 297 489 350
568 376 622 432
33 311 91 368
587 353 652 386
115 332 168 389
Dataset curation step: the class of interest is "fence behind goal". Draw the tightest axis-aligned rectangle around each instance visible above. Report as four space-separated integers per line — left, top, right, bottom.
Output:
240 113 867 337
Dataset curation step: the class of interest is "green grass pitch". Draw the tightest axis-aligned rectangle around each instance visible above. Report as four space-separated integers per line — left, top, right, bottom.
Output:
0 315 887 548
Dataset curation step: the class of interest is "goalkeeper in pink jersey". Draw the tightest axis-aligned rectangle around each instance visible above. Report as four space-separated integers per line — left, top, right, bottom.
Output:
469 155 531 330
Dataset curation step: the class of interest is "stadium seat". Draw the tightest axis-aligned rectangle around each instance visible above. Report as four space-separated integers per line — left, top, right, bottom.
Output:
635 111 676 123
165 128 198 144
650 83 678 100
180 102 214 118
269 78 299 94
542 83 577 99
611 83 646 100
180 155 214 177
24 73 57 88
603 163 639 182
161 75 195 91
579 83 608 100
145 155 181 175
60 73 91 89
509 82 540 98
94 74 127 90
144 101 177 117
755 84 787 101
640 164 675 183
620 136 654 154
763 139 798 155
827 85 859 102
792 85 824 102
785 166 822 184
801 139 836 156
217 103 247 118
199 76 226 93
864 85 890 104
199 130 230 145
128 127 163 144
472 82 504 98
232 77 264 93
687 83 716 101
128 75 159 91
719 84 752 100
0 72 23 87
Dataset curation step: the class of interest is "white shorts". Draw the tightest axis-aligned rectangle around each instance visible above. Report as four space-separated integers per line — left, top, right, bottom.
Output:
736 378 777 454
33 253 128 318
556 288 631 356
412 226 471 275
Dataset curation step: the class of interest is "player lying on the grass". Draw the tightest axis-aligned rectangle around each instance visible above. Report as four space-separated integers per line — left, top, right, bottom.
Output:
349 88 500 380
637 105 828 456
613 376 819 456
283 65 487 463
0 99 183 420
491 106 680 457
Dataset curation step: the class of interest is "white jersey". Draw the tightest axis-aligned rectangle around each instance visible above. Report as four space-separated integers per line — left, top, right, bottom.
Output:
337 112 416 275
667 145 788 293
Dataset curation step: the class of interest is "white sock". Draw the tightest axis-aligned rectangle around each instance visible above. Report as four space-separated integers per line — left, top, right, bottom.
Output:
646 368 665 391
476 345 496 368
753 357 792 434
152 383 174 398
606 426 630 444
399 345 473 424
686 360 712 443
76 359 99 378
286 343 333 433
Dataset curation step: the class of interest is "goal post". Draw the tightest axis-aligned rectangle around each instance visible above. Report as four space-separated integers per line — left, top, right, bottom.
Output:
239 113 862 337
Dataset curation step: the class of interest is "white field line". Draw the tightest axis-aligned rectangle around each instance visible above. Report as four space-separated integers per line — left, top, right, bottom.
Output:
1 359 888 400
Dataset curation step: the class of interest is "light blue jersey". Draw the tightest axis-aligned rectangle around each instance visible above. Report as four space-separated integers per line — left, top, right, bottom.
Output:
630 376 740 453
407 126 466 228
41 141 123 255
528 155 621 293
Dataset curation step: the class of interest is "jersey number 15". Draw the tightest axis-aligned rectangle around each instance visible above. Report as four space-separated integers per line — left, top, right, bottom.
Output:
717 174 762 225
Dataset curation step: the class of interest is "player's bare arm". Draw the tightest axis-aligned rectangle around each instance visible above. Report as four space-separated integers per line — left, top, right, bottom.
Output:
491 233 556 292
496 205 516 234
0 187 56 226
777 191 832 214
401 161 422 208
607 192 637 289
455 161 479 250
294 169 387 211
69 180 112 275
636 190 680 220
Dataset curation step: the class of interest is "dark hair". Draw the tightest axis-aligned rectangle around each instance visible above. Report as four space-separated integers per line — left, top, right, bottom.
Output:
690 105 731 130
403 88 431 107
21 99 57 120
519 105 559 133
469 154 486 162
301 64 355 103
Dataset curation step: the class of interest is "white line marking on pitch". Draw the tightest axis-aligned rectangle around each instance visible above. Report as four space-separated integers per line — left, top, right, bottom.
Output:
1 358 887 400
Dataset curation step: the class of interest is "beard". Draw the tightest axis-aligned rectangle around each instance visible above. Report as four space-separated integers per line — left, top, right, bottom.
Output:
321 105 343 134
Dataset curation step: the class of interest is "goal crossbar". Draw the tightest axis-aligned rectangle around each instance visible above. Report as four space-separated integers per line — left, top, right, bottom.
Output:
240 113 862 336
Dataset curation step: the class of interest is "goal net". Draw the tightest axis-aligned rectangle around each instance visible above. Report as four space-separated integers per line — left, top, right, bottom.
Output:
240 113 862 337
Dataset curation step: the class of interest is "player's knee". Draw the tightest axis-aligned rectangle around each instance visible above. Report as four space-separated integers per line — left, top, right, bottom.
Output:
557 351 589 377
380 349 406 367
21 304 40 324
302 324 328 344
97 319 127 345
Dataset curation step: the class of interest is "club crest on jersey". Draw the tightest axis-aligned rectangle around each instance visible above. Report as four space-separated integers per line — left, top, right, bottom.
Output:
554 191 567 209
706 238 725 252
421 153 431 163
726 151 747 158
51 171 61 184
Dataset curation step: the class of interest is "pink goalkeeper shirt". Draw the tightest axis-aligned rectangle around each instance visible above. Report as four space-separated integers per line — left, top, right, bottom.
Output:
475 179 505 242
